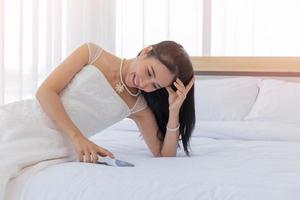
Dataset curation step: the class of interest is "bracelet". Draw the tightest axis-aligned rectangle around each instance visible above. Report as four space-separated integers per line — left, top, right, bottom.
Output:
166 124 180 132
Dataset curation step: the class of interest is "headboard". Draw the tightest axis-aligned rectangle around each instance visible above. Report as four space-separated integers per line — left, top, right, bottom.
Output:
191 57 300 77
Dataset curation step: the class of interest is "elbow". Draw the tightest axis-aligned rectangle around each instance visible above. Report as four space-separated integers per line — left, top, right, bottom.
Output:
154 152 161 157
154 151 176 157
35 87 56 100
35 89 41 98
35 89 45 102
35 87 45 99
161 154 177 157
35 89 41 100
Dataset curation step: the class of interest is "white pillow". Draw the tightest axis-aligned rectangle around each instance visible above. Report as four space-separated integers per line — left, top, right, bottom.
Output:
193 120 300 141
195 77 260 121
244 79 300 123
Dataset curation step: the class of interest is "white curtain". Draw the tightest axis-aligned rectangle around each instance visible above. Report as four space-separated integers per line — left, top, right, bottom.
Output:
211 0 300 56
115 0 203 58
1 0 300 105
0 0 116 105
116 0 300 57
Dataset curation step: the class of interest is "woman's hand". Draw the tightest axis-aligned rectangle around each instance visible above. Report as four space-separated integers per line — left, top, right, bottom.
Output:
166 76 195 113
70 133 115 163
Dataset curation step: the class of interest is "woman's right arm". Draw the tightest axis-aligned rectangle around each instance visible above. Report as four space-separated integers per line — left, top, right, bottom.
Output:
36 43 115 163
36 43 88 140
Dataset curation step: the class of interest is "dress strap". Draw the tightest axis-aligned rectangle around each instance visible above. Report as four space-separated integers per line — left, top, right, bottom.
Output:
130 94 148 114
87 42 104 65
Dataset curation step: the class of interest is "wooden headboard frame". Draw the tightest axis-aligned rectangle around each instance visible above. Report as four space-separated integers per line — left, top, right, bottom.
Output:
191 57 300 77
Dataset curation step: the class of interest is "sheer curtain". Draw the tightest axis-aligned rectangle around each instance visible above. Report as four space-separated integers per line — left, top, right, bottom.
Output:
116 0 300 57
1 0 300 105
211 0 300 56
0 0 116 105
115 0 203 58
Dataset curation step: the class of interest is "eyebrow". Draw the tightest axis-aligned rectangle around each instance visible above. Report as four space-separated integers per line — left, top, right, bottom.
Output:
151 65 162 88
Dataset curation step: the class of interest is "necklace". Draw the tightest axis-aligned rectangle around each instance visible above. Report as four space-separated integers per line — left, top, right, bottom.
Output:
115 58 141 97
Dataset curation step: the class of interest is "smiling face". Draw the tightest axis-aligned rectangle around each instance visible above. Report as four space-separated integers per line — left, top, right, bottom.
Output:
124 47 176 93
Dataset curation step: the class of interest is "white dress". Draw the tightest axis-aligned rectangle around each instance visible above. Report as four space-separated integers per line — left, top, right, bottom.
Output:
0 43 147 200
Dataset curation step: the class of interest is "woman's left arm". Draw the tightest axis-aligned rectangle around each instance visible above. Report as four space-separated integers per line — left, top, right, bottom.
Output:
130 107 179 157
160 109 180 157
130 77 195 157
161 76 195 156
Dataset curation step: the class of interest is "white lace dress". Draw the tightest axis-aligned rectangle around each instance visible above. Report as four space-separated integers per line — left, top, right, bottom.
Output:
0 43 147 200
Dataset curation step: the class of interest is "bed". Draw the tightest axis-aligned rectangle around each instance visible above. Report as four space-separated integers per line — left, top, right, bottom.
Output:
22 57 300 200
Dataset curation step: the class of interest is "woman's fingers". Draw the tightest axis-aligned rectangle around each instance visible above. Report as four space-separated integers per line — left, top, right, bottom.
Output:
97 147 115 159
75 140 115 163
176 78 185 87
174 77 195 94
166 86 174 94
91 152 99 163
168 77 194 97
176 90 186 99
77 150 84 162
81 152 98 163
83 150 91 163
186 76 195 92
174 82 185 93
80 153 98 163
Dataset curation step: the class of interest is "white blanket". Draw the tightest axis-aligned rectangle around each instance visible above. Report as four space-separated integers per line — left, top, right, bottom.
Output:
0 100 77 200
0 131 75 200
22 121 300 200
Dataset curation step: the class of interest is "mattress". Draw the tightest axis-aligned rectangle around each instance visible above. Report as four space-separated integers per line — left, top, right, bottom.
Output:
22 120 300 200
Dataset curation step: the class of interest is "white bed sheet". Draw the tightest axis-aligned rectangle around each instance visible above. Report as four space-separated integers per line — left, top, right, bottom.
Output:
23 121 300 200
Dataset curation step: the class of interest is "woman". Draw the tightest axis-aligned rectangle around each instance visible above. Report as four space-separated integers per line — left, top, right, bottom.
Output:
0 40 195 199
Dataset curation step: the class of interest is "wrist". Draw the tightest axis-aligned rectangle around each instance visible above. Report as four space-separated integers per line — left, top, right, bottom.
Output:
169 109 179 117
68 131 83 141
167 111 180 131
166 124 180 132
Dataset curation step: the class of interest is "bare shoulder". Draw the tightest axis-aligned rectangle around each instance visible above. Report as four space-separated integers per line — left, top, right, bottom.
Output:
91 44 120 71
36 43 90 95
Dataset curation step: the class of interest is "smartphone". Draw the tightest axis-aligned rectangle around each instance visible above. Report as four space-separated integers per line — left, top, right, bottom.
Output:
96 157 135 167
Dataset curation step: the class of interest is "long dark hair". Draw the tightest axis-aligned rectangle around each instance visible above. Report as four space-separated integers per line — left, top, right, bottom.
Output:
138 40 195 156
